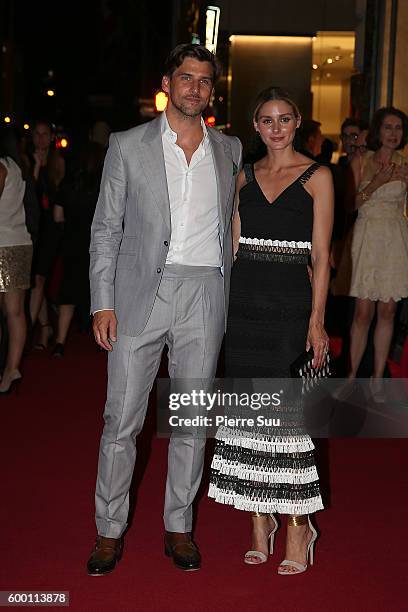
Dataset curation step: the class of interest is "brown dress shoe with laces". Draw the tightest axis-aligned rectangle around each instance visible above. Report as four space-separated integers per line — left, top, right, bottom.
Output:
164 532 201 571
87 536 122 576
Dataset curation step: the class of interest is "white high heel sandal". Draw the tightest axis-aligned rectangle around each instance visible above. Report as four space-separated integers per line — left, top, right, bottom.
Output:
244 512 279 565
369 376 386 403
277 515 317 575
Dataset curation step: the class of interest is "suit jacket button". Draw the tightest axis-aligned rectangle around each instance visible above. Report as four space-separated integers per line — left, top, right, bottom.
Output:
157 267 162 273
164 241 169 246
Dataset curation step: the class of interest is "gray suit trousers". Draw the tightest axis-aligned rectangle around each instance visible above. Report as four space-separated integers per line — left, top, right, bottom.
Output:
95 265 225 538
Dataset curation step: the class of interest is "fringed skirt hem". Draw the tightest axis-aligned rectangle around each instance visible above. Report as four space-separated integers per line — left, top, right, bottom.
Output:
208 484 324 515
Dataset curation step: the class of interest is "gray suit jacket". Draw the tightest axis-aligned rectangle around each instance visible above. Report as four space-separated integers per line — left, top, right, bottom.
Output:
89 114 242 336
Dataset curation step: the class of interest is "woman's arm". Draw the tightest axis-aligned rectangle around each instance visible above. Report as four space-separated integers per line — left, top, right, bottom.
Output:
32 151 43 181
308 166 334 368
352 153 395 209
349 152 362 208
53 203 65 223
232 170 245 259
55 154 65 188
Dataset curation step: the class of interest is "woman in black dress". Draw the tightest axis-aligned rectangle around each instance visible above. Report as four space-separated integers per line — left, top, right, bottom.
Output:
209 88 333 574
29 120 65 348
51 142 105 356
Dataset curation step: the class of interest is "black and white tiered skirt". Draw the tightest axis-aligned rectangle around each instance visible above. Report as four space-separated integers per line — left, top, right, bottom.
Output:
208 426 323 515
208 245 324 515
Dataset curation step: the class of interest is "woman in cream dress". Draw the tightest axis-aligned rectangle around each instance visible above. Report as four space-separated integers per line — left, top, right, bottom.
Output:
347 107 408 398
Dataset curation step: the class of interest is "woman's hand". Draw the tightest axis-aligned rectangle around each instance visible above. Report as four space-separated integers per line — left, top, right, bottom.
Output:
306 320 329 369
392 163 408 184
33 149 46 168
53 204 65 223
370 162 395 190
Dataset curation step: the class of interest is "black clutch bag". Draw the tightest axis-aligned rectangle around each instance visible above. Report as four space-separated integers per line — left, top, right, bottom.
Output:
290 348 332 394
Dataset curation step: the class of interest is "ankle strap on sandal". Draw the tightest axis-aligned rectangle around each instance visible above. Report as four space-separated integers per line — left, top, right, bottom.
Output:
287 515 308 527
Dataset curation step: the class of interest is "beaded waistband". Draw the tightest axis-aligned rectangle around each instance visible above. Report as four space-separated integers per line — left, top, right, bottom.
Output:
239 237 311 251
237 239 310 264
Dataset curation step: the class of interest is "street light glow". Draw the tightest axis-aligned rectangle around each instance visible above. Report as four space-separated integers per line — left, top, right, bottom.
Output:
23 123 30 130
4 116 11 123
155 91 168 112
47 89 55 97
206 6 221 54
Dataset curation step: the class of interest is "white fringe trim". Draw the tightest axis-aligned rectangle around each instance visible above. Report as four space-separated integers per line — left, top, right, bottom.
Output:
211 457 319 485
215 426 315 453
239 237 311 249
208 485 324 515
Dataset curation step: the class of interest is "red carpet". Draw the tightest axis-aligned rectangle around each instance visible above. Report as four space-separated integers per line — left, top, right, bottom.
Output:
1 331 407 611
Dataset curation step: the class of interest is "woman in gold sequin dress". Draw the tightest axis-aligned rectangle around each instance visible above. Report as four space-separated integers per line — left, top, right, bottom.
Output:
0 127 33 393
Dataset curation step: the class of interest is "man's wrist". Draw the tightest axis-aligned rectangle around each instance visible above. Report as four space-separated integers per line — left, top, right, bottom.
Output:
93 309 114 315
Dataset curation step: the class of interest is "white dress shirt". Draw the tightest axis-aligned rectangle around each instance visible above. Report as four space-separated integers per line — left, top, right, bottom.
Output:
161 112 220 266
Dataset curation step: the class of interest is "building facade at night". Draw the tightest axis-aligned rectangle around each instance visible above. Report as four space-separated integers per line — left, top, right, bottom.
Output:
173 0 408 152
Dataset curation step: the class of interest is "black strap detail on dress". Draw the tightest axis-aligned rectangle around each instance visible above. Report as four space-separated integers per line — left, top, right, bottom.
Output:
298 162 320 185
243 163 254 183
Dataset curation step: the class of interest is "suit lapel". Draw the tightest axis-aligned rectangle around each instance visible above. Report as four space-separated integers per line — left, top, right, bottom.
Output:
139 115 171 231
207 128 233 235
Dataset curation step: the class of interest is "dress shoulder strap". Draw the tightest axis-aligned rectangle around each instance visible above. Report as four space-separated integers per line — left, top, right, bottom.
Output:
298 162 320 185
243 163 254 183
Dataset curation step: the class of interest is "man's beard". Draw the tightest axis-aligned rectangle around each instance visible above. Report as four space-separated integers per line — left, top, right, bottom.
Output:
171 94 206 118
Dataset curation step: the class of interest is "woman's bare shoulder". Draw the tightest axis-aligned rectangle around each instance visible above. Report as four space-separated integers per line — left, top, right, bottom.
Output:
306 164 333 199
313 164 332 179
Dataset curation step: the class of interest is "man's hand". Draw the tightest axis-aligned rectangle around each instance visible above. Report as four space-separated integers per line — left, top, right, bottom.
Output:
93 310 117 351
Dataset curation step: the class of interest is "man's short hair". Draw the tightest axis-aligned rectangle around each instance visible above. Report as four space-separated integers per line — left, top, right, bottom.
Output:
298 119 321 146
341 117 366 135
164 43 221 83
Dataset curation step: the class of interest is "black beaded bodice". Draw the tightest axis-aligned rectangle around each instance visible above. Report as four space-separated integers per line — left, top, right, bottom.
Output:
238 163 319 245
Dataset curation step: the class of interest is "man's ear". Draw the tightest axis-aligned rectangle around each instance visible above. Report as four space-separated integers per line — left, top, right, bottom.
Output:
162 75 170 94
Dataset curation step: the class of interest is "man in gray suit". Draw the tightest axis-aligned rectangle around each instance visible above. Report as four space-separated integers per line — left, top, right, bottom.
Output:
87 44 242 575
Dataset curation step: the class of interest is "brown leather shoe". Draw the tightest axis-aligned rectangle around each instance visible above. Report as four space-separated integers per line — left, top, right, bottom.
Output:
164 532 201 571
87 536 122 576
